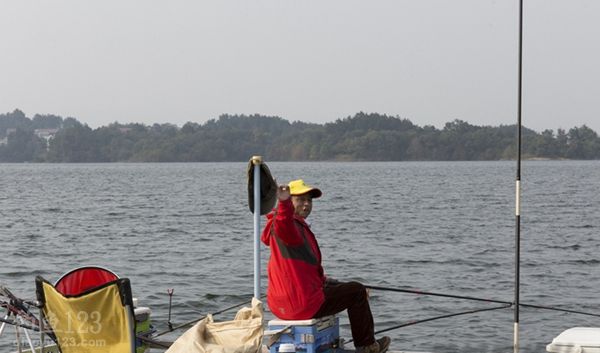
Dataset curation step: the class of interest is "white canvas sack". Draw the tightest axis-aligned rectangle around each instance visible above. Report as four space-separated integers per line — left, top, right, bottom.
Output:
166 298 264 353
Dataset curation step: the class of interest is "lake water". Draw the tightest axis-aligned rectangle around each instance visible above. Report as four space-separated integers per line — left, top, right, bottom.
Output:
1 161 599 353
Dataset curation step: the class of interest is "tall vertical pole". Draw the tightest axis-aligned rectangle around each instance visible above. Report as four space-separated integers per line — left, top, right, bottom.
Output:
514 0 524 352
39 305 45 351
252 156 263 299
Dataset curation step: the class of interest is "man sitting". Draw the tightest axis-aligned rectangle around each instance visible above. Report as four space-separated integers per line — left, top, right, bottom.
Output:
261 179 391 353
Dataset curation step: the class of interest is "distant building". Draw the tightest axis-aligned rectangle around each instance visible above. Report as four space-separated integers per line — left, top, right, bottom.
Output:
34 128 59 142
1 128 17 145
119 127 132 133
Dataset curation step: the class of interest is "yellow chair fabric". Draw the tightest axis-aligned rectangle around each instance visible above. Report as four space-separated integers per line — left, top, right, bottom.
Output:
36 276 136 353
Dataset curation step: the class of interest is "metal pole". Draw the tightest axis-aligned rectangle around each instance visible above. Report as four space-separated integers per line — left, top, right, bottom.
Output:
252 156 263 299
39 304 45 352
514 0 524 352
22 324 36 352
15 316 22 353
0 312 8 336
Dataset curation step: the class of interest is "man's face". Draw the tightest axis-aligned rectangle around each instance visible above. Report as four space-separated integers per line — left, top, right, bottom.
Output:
291 194 313 219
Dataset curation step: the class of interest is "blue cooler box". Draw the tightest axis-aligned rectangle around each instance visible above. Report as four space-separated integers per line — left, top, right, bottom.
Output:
267 316 340 353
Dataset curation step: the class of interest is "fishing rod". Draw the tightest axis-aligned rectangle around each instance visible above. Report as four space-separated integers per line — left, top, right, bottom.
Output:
154 295 265 337
518 302 600 318
514 0 524 352
1 300 41 328
0 316 44 332
365 285 511 305
1 286 40 325
346 304 512 344
137 335 173 349
366 285 600 318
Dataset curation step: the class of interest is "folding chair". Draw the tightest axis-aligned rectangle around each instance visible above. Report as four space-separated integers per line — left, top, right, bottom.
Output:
36 275 136 353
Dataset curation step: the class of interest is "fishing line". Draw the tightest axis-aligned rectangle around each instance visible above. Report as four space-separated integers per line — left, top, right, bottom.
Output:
346 304 512 344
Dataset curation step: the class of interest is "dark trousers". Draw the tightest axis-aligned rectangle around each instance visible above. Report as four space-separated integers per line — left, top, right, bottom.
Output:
314 281 375 347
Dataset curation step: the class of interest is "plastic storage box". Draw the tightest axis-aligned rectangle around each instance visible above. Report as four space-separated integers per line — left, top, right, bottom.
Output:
267 316 340 353
546 327 600 353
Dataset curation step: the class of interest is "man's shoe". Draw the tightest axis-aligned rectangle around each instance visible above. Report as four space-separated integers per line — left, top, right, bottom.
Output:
376 336 391 353
356 336 391 353
355 342 378 353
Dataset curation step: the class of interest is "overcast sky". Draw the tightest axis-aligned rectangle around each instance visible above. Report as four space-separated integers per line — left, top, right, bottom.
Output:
1 0 599 133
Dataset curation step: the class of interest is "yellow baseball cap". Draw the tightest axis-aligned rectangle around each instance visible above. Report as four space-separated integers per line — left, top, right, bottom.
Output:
288 179 322 199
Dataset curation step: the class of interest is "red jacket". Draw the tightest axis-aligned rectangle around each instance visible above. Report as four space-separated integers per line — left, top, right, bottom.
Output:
261 199 325 319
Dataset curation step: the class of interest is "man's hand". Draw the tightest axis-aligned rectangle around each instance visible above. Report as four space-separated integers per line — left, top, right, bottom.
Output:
277 184 291 201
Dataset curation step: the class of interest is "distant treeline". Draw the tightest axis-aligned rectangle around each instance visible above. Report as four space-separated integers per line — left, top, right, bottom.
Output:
1 109 599 162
